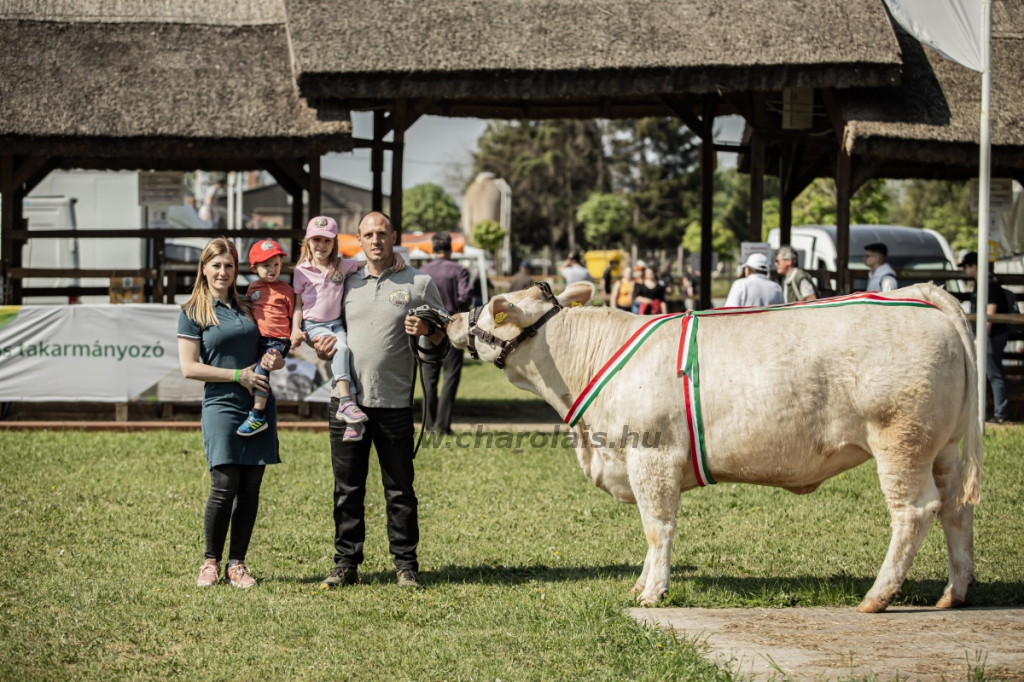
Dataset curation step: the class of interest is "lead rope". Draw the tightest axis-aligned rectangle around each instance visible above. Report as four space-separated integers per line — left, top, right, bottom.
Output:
406 305 453 457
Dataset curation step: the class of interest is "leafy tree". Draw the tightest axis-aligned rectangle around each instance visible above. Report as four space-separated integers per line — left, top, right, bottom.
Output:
472 220 506 251
893 180 975 250
403 183 461 233
471 120 604 252
715 167 781 242
606 118 703 249
791 178 893 226
576 193 630 248
681 220 737 257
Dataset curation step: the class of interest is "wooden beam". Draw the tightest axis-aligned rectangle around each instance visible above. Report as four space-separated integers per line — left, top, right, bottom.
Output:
660 94 705 138
307 155 321 219
351 138 398 151
11 228 305 240
258 159 303 196
1 155 15 304
851 158 884 194
10 156 55 192
390 98 406 236
836 130 853 295
778 146 794 247
11 268 158 278
749 134 765 243
372 110 386 213
819 88 846 143
699 94 716 311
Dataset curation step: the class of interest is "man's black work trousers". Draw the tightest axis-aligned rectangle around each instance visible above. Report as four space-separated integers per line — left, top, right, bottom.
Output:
329 399 418 572
421 347 464 434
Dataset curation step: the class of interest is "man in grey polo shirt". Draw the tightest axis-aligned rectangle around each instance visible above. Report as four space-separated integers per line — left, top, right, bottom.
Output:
313 212 446 590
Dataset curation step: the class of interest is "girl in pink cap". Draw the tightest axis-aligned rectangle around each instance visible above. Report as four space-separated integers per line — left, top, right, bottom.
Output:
291 216 404 439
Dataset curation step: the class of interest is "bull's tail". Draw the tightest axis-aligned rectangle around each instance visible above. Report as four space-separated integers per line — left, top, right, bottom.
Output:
910 283 983 505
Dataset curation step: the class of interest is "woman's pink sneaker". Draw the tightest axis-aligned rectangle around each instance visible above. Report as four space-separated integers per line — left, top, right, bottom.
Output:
336 401 368 424
226 562 257 588
197 559 220 586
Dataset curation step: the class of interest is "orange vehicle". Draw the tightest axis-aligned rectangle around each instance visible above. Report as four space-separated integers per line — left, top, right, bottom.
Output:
336 232 466 258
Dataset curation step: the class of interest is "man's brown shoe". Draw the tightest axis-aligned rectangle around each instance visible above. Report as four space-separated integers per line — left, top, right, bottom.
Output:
226 562 257 588
197 559 220 587
320 565 359 588
397 570 421 589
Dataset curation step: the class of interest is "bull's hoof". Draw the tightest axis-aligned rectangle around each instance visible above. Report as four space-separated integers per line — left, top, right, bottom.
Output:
629 583 645 596
636 589 668 607
856 598 888 613
936 594 965 609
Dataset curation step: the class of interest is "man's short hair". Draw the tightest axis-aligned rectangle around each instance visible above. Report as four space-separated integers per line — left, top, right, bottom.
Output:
432 232 452 253
359 211 393 235
777 245 798 264
864 242 888 258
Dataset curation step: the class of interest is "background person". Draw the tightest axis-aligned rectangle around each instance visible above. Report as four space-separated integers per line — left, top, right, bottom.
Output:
177 237 284 589
961 251 1012 423
314 212 446 591
633 266 666 315
610 267 635 311
724 253 783 307
508 260 533 292
864 243 898 292
419 232 472 435
775 245 818 303
559 250 592 285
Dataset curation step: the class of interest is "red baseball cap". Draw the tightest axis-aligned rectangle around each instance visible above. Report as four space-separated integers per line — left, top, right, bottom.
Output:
249 239 287 265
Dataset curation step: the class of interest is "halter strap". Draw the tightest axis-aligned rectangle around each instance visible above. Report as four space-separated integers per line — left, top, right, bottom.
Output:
466 282 564 369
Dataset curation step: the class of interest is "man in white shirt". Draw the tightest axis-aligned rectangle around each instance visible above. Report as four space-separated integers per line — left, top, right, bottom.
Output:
724 253 784 307
559 251 593 286
864 243 898 292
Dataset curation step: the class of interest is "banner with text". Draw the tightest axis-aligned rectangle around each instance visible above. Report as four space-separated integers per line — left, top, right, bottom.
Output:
0 305 333 402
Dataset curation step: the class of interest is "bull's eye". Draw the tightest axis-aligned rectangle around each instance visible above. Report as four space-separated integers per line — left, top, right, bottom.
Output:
508 302 515 308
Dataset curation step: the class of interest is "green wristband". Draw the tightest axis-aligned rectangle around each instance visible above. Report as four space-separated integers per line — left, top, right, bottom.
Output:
234 369 241 383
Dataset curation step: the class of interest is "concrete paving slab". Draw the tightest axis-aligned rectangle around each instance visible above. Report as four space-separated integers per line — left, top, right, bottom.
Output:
630 606 1024 681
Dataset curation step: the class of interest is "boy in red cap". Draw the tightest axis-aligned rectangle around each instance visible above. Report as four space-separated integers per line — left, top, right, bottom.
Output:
237 239 294 436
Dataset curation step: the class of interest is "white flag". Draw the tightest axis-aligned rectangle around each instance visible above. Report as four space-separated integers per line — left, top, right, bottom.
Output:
883 0 983 72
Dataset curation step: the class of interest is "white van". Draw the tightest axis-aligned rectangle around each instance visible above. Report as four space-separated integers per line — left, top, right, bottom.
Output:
768 225 960 292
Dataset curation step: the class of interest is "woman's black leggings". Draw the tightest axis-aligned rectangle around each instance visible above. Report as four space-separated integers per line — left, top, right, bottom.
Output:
204 464 265 563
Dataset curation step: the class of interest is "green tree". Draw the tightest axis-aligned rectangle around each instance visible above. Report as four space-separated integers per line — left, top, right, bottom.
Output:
472 120 605 252
893 180 975 250
791 178 893 226
716 166 781 242
472 220 506 251
606 118 702 249
403 183 461 233
576 192 630 248
681 220 737 257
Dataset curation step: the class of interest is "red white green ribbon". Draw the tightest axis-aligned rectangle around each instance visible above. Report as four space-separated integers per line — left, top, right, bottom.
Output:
565 313 686 427
567 292 938 488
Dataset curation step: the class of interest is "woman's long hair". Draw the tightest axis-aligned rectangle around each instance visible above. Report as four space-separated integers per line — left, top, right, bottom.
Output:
181 237 252 329
297 234 339 274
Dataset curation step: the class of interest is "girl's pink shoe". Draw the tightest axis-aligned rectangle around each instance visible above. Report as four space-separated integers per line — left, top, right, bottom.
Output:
336 401 368 424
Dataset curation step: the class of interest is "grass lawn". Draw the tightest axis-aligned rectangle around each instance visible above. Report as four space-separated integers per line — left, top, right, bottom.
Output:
1 427 1022 681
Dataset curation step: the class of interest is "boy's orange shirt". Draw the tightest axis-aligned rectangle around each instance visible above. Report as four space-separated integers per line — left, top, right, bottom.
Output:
247 280 294 339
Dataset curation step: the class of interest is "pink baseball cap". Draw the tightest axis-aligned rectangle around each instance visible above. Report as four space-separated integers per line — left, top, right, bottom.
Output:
306 216 338 240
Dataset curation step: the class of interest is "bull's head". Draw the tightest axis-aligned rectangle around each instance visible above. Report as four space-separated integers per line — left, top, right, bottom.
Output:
448 282 594 367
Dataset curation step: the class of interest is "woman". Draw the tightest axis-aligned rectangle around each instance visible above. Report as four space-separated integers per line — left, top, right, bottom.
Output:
633 267 667 315
177 237 284 588
609 268 635 312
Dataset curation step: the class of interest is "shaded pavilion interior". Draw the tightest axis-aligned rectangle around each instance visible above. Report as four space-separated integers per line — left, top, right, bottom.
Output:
3 0 1024 308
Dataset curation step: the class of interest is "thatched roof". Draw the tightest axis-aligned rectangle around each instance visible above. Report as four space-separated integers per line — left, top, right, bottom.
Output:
0 3 351 160
841 2 1024 171
286 0 903 102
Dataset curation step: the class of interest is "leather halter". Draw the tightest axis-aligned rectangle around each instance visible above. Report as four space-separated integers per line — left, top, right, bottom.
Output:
467 281 563 369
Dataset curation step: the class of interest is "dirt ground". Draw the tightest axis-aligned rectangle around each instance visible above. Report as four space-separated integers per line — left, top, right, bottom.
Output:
630 606 1024 681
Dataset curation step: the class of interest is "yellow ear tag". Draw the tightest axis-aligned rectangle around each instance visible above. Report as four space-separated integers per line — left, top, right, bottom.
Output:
494 312 508 324
571 301 582 307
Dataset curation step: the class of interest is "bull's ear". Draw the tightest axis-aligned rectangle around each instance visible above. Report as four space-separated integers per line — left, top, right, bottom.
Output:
558 282 594 308
491 296 524 327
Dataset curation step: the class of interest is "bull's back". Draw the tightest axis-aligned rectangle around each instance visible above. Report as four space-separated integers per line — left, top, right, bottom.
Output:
695 303 967 486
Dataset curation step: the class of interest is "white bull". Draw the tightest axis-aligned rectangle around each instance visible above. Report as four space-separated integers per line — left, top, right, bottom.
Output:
447 282 982 611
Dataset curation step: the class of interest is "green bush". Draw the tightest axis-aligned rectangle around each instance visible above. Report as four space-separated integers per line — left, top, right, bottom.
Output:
472 219 507 251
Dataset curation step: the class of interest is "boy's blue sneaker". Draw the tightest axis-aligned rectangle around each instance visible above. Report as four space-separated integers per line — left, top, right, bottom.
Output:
237 411 268 437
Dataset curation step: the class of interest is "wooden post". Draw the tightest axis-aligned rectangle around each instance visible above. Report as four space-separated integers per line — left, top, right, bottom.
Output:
778 146 793 248
372 110 385 213
307 155 321 220
699 95 716 311
836 130 852 295
153 237 165 303
0 155 14 305
390 98 406 237
749 133 765 243
290 185 304 233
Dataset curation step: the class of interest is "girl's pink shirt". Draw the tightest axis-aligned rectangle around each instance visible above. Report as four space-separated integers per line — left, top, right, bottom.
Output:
292 258 361 322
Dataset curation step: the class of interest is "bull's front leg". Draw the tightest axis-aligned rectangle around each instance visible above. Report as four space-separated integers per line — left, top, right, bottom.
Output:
627 449 682 606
